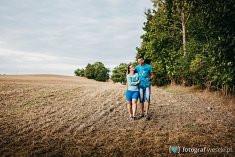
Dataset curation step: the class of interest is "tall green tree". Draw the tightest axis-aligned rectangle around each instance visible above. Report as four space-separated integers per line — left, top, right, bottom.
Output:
136 0 234 94
188 0 235 94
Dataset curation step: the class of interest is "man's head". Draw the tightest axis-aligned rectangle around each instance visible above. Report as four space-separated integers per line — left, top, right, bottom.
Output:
137 56 145 65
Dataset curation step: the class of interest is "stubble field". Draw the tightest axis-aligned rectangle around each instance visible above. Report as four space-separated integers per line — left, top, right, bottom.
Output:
0 75 234 157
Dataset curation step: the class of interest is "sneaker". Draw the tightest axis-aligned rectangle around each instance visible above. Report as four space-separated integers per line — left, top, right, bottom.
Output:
145 115 150 121
133 116 137 120
139 114 144 119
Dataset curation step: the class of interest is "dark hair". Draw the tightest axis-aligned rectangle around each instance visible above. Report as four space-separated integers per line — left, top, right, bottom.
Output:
137 56 144 60
127 64 133 74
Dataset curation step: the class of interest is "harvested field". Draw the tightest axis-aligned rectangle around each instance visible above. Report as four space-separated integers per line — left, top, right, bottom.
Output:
0 74 234 157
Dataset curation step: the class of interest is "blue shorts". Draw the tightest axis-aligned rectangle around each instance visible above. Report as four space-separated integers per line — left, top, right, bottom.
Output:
126 90 139 102
139 87 151 103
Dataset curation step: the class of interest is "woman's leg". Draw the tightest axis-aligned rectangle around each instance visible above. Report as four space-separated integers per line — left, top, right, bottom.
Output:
132 99 137 118
127 101 133 118
126 90 133 118
132 91 139 119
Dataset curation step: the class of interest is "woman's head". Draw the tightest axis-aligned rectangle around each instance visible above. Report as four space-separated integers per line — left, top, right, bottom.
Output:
127 64 135 74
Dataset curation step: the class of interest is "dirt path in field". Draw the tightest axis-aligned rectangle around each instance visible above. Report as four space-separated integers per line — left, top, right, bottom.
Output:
0 75 234 157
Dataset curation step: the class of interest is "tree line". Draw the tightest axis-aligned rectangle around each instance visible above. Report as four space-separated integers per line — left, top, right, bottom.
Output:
75 0 234 95
136 0 234 95
74 62 109 82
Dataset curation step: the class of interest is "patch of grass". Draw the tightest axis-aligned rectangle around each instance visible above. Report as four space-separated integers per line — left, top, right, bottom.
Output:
63 90 76 96
22 101 34 107
165 88 184 94
64 91 71 95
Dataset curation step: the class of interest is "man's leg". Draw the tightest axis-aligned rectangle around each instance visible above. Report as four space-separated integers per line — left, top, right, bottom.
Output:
145 87 151 120
139 88 144 117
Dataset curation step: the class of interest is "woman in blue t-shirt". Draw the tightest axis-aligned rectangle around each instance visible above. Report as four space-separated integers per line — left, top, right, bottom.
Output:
126 64 140 120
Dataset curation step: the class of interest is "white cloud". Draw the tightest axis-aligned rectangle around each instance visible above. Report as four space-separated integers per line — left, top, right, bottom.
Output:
0 0 153 75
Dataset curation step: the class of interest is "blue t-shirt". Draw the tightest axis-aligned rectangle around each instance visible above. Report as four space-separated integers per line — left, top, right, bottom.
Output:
135 64 153 88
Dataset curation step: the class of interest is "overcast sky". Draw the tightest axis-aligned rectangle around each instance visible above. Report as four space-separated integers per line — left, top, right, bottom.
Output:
0 0 152 76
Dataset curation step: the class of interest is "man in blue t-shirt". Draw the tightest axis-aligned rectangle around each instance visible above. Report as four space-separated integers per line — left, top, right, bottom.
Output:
135 56 154 120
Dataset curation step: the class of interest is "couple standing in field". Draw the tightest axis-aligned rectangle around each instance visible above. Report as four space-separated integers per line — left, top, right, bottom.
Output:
126 56 154 120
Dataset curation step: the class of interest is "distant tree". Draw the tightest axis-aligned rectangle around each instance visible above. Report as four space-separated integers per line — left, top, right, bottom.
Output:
74 68 85 77
93 62 110 81
80 68 85 77
111 63 129 84
74 68 81 76
85 63 95 79
75 62 109 81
